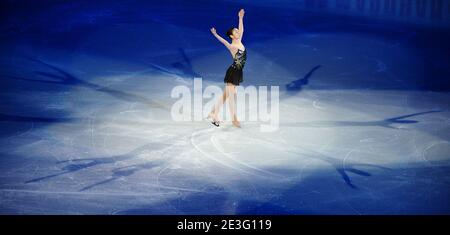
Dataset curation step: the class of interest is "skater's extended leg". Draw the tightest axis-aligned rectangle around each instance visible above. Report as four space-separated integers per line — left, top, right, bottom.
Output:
209 85 229 123
208 85 228 126
227 84 241 128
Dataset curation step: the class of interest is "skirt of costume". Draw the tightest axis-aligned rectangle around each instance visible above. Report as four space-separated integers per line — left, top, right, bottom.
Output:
224 48 246 86
224 66 243 86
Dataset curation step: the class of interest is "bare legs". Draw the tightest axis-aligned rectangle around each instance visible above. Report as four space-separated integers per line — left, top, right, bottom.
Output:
227 84 241 127
209 83 241 127
208 85 228 123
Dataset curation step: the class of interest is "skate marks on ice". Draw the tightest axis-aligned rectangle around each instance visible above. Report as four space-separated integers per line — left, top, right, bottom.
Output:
24 132 212 194
24 141 170 184
190 127 284 179
279 110 444 129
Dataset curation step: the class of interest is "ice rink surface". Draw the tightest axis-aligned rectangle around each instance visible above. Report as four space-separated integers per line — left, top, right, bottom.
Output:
0 0 449 214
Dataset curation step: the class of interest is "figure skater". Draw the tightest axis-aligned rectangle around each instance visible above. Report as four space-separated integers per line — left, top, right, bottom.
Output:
207 9 246 128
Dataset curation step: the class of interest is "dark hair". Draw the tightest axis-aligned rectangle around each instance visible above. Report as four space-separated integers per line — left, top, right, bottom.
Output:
226 27 235 39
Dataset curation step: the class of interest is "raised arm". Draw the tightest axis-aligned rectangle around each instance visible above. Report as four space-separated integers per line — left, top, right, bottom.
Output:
238 9 245 40
210 27 231 49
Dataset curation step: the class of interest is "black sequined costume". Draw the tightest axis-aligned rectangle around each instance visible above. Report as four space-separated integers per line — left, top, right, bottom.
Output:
224 48 247 86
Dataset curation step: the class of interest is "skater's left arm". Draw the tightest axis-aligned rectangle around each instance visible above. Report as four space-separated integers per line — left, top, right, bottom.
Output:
210 27 232 50
238 9 244 40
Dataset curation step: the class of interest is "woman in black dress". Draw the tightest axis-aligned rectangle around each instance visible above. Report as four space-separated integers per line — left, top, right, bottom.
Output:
208 9 246 128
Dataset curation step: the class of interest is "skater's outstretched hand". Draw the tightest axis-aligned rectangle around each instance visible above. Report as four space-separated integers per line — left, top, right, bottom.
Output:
210 27 232 50
210 27 217 35
238 9 245 18
238 9 244 41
